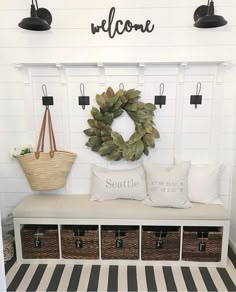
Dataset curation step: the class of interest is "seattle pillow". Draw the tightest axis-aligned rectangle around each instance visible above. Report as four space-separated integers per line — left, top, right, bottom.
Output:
188 164 222 204
90 165 147 201
143 161 192 208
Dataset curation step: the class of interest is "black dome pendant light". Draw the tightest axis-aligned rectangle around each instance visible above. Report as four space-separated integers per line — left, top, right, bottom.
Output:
194 0 227 28
18 0 52 31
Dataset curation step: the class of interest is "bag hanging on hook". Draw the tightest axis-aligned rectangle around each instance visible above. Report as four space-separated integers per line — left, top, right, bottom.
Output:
16 87 77 191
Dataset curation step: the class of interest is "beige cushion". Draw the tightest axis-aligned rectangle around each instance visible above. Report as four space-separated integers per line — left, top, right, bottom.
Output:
91 165 147 201
13 194 230 221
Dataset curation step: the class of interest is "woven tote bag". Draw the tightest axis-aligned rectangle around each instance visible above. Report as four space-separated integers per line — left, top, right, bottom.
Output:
17 107 76 191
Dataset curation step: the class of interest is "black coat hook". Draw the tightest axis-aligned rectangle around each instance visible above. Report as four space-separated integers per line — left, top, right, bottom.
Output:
190 82 202 109
42 84 53 107
78 83 90 110
154 83 166 108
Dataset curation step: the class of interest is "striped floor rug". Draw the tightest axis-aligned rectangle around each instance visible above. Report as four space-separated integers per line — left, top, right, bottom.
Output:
5 257 236 292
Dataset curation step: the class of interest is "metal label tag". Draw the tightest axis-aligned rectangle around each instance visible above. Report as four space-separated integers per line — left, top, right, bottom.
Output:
199 242 206 252
75 239 83 249
156 239 163 249
116 239 123 248
34 239 41 248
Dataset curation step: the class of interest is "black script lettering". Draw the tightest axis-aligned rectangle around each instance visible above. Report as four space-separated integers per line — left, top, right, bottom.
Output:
145 20 155 33
124 20 133 32
91 7 155 39
108 7 116 38
91 23 100 34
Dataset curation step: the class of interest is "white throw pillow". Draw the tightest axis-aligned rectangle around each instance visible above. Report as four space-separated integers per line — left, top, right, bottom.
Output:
188 164 222 204
91 165 147 201
143 161 192 208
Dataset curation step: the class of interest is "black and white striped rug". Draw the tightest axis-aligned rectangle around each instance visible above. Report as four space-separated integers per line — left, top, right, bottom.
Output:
5 254 236 292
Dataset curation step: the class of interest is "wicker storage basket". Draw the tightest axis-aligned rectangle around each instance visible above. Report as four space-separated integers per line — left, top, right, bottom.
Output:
21 225 59 259
17 151 76 191
141 226 180 261
182 227 222 262
61 225 99 259
101 226 139 260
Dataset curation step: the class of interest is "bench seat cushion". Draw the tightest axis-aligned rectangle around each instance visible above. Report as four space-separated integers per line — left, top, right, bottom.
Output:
13 194 230 221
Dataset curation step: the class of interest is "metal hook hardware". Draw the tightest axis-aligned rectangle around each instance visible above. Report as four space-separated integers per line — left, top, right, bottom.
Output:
154 83 166 108
42 84 54 107
119 83 124 91
190 82 202 109
196 82 202 95
160 83 165 96
78 83 90 110
80 83 85 96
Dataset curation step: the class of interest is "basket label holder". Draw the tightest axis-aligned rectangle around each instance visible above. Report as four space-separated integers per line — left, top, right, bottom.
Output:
74 229 85 249
34 229 42 248
199 232 206 252
116 230 123 248
156 230 164 249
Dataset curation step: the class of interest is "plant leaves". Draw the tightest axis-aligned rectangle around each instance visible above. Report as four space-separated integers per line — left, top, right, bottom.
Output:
134 140 144 160
144 103 156 111
96 94 107 109
124 103 138 112
152 127 160 138
102 136 113 142
143 134 155 148
87 137 103 147
126 89 141 99
106 87 115 98
111 99 123 112
107 94 121 108
111 131 125 148
136 110 150 122
113 108 123 118
103 112 114 125
143 145 149 156
98 141 118 156
136 124 146 136
83 128 101 137
123 144 135 160
94 120 107 130
88 119 96 128
137 102 145 109
108 150 122 161
143 121 153 134
128 132 142 145
91 107 104 121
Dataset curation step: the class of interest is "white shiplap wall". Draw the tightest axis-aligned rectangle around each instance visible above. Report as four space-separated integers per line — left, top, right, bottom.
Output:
0 0 236 248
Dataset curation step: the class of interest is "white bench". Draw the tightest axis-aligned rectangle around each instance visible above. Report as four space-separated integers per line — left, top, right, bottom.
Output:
13 194 230 267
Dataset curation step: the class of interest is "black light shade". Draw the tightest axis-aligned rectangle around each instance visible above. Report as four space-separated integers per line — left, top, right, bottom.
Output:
194 1 227 28
18 1 52 31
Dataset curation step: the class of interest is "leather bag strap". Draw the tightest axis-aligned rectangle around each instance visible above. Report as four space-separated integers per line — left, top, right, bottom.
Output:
35 107 57 159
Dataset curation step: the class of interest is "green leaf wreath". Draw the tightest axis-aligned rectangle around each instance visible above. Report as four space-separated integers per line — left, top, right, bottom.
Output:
83 87 160 161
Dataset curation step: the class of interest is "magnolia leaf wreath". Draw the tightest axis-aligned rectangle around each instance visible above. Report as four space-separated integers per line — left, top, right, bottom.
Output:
84 87 160 161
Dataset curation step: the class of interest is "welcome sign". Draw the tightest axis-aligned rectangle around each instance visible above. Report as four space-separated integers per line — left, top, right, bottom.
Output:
91 7 155 38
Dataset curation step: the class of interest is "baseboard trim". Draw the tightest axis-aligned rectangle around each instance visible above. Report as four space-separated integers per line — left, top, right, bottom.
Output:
228 241 236 268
